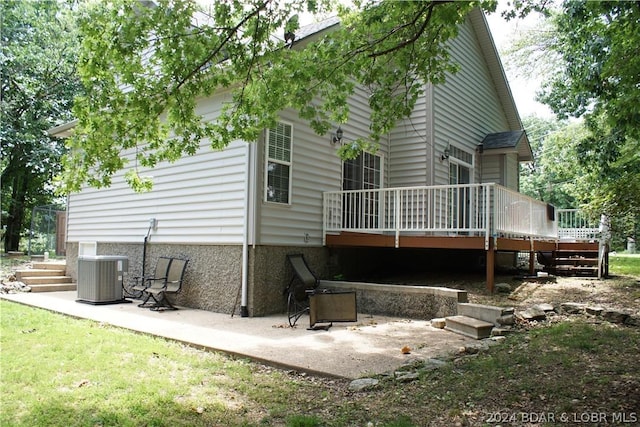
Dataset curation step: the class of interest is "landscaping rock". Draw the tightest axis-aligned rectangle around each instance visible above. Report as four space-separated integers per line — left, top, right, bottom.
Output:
349 378 379 392
560 302 586 314
491 327 515 336
518 306 547 322
496 314 515 326
395 371 420 382
461 342 490 354
0 280 31 293
601 309 629 324
625 315 640 327
585 306 604 316
534 303 555 313
430 318 446 329
422 358 448 371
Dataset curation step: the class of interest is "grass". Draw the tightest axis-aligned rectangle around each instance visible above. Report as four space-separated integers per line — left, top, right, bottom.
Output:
0 300 317 426
2 299 639 426
610 253 640 277
2 252 639 426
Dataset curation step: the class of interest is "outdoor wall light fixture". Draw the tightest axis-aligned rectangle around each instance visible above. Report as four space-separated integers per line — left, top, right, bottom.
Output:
441 147 450 160
331 126 344 145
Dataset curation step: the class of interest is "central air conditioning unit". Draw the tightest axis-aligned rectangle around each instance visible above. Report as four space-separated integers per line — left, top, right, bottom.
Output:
77 255 129 304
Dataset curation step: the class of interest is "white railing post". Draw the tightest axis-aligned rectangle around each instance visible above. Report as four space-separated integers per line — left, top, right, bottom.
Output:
485 183 492 250
322 193 327 246
395 189 401 248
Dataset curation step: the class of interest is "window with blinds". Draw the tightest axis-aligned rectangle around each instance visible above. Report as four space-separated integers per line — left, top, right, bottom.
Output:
265 122 292 204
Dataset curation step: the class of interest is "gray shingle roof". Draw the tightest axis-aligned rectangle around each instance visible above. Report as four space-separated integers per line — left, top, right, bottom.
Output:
481 130 525 150
481 130 533 162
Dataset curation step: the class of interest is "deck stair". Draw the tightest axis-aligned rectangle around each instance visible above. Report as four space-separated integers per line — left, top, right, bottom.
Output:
544 241 601 277
15 261 76 292
445 303 514 339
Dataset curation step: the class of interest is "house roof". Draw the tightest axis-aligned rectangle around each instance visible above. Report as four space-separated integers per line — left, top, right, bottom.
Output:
293 16 340 43
481 130 533 162
466 9 533 163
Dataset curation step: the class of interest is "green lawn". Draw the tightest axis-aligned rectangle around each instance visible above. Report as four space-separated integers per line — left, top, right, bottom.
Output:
610 253 640 277
2 299 639 426
0 300 314 427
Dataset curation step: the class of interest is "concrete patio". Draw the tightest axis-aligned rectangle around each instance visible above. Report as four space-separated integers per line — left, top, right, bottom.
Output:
0 290 475 379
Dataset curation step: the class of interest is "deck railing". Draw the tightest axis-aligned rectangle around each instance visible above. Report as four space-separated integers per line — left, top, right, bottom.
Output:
323 183 557 248
493 185 557 238
557 209 601 240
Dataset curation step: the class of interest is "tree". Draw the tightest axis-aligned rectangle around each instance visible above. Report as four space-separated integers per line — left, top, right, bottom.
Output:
1 0 81 252
536 1 640 222
502 1 639 243
60 0 499 192
519 115 589 208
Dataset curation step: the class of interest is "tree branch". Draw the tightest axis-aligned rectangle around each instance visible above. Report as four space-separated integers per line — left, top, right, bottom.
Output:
170 0 271 95
367 1 444 58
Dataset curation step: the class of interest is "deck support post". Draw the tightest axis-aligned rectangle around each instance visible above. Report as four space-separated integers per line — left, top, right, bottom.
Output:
528 237 535 275
529 251 535 275
486 240 495 293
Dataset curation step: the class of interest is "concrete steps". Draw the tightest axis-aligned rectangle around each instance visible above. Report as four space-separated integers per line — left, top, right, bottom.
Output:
14 261 76 292
444 303 515 340
457 302 513 326
445 315 494 339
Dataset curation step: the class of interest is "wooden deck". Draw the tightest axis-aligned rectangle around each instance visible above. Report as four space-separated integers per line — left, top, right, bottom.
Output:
325 232 558 292
326 232 557 252
322 185 605 292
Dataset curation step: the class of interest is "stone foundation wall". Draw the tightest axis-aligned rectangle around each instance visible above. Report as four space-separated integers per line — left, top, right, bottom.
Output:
67 242 242 314
65 242 466 319
248 246 333 317
319 280 468 320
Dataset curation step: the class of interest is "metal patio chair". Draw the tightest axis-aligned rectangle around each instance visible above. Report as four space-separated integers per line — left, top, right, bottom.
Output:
147 258 189 311
129 256 172 303
284 254 320 327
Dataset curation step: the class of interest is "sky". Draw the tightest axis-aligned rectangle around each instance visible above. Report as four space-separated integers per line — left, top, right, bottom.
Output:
485 9 555 119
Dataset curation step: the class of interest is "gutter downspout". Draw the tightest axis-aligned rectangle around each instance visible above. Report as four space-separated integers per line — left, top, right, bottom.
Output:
240 142 251 317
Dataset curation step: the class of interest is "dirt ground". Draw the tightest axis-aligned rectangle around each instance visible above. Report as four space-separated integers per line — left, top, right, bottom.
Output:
481 275 640 312
366 269 640 316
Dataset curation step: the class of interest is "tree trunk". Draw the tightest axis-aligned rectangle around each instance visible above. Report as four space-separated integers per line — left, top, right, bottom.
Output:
4 173 27 253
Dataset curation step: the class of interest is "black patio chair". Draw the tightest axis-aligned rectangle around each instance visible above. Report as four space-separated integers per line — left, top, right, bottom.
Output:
284 254 320 327
130 257 172 304
147 258 189 311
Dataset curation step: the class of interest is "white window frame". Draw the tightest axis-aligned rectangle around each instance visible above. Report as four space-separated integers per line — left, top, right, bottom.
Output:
264 121 293 205
448 144 474 184
341 151 384 191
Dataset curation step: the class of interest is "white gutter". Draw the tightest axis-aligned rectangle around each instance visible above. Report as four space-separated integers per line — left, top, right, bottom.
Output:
47 119 78 138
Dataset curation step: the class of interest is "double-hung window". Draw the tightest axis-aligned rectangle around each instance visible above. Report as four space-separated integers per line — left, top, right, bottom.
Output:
265 122 293 204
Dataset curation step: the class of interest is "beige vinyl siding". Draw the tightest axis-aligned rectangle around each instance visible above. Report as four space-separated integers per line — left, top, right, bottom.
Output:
481 154 503 184
389 92 431 187
258 114 340 246
259 86 384 246
505 152 519 190
66 95 248 245
433 16 510 186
